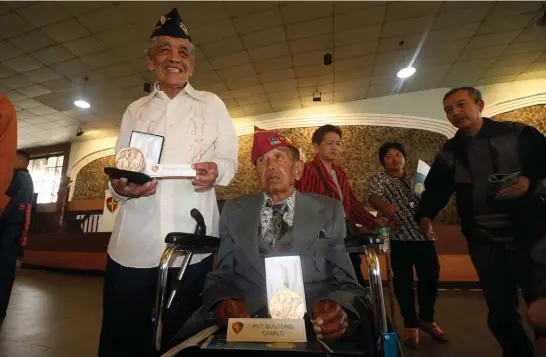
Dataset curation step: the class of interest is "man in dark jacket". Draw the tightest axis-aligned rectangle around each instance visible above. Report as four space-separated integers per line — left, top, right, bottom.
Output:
0 150 34 318
417 87 546 357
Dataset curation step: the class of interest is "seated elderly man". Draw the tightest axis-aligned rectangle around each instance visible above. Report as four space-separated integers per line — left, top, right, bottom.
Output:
178 127 371 344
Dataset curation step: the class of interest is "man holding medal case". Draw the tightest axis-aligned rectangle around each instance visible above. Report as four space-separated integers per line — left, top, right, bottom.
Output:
100 8 238 357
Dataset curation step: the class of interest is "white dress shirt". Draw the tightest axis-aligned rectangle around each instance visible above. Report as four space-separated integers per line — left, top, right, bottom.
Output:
108 83 238 268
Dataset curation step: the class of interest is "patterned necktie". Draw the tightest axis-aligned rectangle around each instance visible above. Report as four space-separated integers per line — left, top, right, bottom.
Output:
264 200 289 247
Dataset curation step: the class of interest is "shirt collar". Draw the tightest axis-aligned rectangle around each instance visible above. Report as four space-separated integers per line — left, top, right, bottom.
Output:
151 81 203 101
454 117 498 141
262 189 296 207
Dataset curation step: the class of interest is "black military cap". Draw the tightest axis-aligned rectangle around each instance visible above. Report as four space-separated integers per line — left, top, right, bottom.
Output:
150 8 191 42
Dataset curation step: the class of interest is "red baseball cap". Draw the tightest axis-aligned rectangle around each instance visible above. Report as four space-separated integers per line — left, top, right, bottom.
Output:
251 126 298 165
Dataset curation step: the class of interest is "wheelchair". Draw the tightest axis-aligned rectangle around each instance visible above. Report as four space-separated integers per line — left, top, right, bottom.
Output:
151 211 403 357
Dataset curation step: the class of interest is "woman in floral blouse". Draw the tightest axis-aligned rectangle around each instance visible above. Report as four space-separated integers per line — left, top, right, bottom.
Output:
369 142 447 349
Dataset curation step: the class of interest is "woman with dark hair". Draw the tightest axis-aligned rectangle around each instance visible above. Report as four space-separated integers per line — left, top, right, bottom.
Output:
368 142 446 348
296 125 381 288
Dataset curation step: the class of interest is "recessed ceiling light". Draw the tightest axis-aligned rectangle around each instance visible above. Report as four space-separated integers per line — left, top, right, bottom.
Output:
397 66 416 79
74 100 90 109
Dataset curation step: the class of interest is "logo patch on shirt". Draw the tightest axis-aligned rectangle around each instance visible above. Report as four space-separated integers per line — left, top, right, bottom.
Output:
269 136 281 145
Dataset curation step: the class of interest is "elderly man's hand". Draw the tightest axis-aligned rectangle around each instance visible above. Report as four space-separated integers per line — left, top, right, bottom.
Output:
312 300 348 340
110 178 157 198
192 162 218 191
215 299 250 327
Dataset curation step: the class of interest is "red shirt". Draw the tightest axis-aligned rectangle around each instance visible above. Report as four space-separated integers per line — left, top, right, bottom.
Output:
296 155 378 230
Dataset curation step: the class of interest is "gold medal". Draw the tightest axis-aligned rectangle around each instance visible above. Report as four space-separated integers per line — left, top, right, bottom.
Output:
269 289 305 319
116 147 146 173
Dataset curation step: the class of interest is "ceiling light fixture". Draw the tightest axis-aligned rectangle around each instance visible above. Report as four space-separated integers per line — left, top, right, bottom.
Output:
397 66 416 79
74 100 90 109
74 76 91 109
313 90 322 102
396 40 416 79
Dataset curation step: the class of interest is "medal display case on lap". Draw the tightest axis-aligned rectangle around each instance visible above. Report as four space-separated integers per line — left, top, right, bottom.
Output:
266 255 307 320
226 255 308 343
104 131 196 184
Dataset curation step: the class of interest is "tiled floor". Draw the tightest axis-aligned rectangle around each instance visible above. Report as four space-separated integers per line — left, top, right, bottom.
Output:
0 268 533 357
0 269 102 357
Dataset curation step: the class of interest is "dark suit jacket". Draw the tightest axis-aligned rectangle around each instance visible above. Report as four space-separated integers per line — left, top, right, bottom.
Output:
203 190 366 317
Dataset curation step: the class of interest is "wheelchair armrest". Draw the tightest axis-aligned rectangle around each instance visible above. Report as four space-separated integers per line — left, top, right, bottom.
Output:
165 233 221 253
344 232 383 249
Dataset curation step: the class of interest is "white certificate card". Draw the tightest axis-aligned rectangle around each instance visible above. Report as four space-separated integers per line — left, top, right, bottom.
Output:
264 255 307 319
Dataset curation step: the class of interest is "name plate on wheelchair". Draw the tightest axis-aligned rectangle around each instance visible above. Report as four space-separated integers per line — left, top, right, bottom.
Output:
226 318 307 343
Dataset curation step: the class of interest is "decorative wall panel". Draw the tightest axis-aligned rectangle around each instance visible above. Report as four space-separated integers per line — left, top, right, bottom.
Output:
493 104 546 135
215 125 460 224
73 156 115 200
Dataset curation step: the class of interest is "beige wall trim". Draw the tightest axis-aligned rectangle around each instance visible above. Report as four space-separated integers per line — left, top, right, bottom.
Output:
235 113 457 139
483 92 546 118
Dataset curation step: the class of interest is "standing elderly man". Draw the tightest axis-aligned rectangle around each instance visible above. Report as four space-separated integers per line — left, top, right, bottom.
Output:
176 127 374 354
98 8 238 357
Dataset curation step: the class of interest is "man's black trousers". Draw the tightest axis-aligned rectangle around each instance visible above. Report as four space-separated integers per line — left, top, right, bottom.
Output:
468 239 546 357
390 240 440 328
98 254 214 357
0 222 23 315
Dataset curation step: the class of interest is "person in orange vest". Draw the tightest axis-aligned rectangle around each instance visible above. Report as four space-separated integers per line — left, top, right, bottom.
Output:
0 94 17 215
